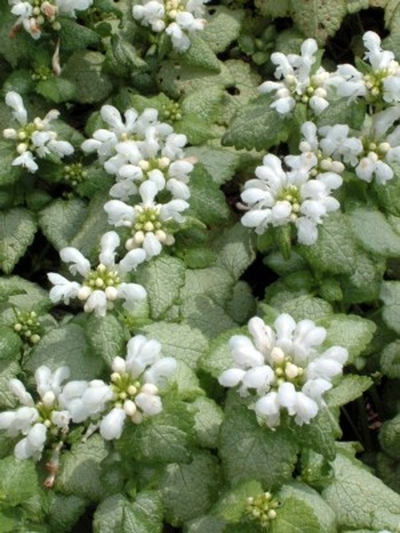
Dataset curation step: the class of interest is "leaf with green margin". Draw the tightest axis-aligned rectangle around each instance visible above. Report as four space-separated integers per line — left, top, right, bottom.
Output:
346 0 369 12
93 491 163 533
173 114 214 144
35 77 76 104
325 375 373 408
171 360 204 400
0 7 33 67
379 413 400 460
340 250 385 304
381 340 400 378
202 6 245 53
160 451 221 524
26 322 104 380
222 94 289 151
320 313 376 364
271 294 333 322
46 494 87 533
299 212 358 275
182 265 233 304
58 17 101 50
120 397 195 464
0 456 38 505
273 481 337 532
377 452 400 496
140 322 209 369
0 360 20 409
39 198 88 251
0 208 37 274
185 145 239 186
70 191 111 259
187 396 224 448
0 326 22 361
322 446 400 530
187 164 231 224
290 407 341 461
254 0 290 17
214 223 256 279
380 281 400 334
373 164 400 217
219 406 299 488
265 250 308 277
385 0 400 33
183 36 221 72
136 256 186 320
62 51 113 104
349 207 400 257
290 0 347 45
0 141 23 186
57 434 109 501
185 515 226 533
0 508 23 533
0 276 50 313
85 313 126 367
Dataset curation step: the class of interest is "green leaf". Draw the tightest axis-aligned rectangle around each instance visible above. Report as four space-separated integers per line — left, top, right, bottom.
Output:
0 208 37 274
188 165 231 225
273 481 337 532
183 36 221 72
181 294 238 337
39 198 88 251
202 6 245 53
222 94 289 151
187 396 224 449
272 294 333 322
299 212 358 275
47 494 87 533
340 250 385 304
120 398 194 464
381 340 400 378
219 406 298 488
58 17 101 50
0 456 38 505
26 322 104 380
349 207 400 257
0 360 20 409
380 281 400 334
62 51 113 104
290 0 347 45
0 141 22 186
136 256 186 320
225 281 256 324
325 375 373 408
200 328 240 378
70 192 111 259
85 313 126 367
385 0 400 33
185 145 239 186
181 87 224 125
93 492 163 533
185 515 226 533
321 313 376 365
214 223 256 279
35 77 76 104
140 322 209 369
0 326 22 361
379 414 400 460
0 276 50 313
160 451 221 524
322 446 400 530
0 7 33 67
57 434 110 501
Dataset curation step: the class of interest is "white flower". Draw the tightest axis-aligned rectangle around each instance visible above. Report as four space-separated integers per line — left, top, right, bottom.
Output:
0 366 72 460
104 181 189 260
48 231 147 317
219 314 348 428
3 91 74 172
240 153 342 245
133 0 208 52
259 39 330 116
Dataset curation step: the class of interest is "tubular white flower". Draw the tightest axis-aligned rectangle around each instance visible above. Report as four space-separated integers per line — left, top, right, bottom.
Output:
99 407 126 440
219 314 348 429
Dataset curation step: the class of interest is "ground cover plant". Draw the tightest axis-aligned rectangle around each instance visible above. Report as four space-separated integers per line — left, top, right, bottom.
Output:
2 0 400 531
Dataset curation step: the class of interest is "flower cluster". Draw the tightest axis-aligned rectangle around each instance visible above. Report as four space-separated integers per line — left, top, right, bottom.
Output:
0 335 176 459
3 91 74 172
48 231 147 317
0 366 71 460
240 153 342 246
259 38 330 116
132 0 209 52
245 491 280 529
82 104 193 260
8 0 93 39
219 314 348 428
